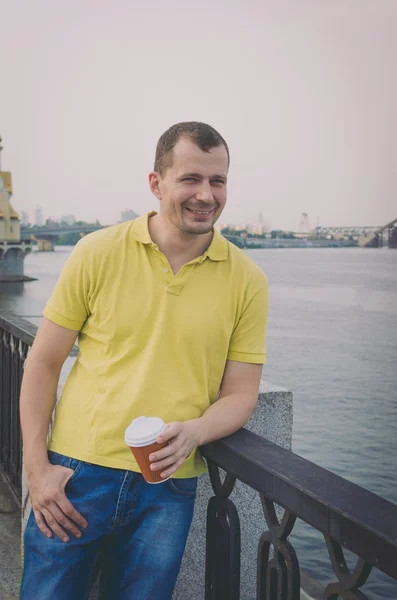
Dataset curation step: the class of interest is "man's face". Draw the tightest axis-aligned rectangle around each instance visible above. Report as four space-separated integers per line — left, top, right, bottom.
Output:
150 137 228 236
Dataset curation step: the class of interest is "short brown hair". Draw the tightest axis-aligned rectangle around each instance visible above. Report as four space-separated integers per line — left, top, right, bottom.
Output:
154 121 230 176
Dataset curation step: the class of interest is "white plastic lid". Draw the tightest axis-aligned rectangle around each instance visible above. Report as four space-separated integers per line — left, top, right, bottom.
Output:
124 416 167 447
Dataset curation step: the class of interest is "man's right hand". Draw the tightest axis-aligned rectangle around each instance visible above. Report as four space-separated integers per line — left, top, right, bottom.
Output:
27 463 88 543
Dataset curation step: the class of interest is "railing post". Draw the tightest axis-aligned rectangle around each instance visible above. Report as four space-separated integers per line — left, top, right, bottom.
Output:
0 327 28 496
1 329 12 481
205 464 240 599
257 496 300 599
322 537 373 600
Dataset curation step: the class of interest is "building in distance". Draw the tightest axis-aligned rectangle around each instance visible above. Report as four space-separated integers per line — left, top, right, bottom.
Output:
61 214 76 226
246 223 271 236
20 210 30 226
0 135 33 281
35 206 44 226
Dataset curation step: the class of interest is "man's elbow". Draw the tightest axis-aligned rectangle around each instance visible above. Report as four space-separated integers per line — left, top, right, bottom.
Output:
241 393 259 425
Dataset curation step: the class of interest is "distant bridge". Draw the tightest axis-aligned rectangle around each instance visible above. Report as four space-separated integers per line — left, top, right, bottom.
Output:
20 227 248 252
314 225 381 236
314 220 397 248
20 224 106 237
223 234 246 248
363 218 397 249
20 224 107 251
20 225 247 250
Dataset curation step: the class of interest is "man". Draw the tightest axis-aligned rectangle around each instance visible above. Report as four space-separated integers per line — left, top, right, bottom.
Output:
20 121 268 599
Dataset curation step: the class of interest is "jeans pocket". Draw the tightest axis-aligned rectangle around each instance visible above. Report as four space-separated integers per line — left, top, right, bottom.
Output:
67 458 83 482
47 451 83 483
167 477 198 497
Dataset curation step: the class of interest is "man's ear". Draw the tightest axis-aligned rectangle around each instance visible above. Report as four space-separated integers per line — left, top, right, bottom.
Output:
148 172 162 200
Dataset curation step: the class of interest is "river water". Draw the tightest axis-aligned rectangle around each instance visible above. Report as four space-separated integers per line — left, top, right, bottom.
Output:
1 246 396 598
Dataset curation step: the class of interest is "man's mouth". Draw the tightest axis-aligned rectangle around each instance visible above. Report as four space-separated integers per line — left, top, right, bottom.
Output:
185 207 216 216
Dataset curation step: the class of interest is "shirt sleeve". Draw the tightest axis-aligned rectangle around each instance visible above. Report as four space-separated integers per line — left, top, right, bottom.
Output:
43 240 91 331
227 276 268 364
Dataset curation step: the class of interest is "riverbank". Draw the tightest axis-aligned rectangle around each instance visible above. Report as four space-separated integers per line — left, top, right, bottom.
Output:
244 237 358 249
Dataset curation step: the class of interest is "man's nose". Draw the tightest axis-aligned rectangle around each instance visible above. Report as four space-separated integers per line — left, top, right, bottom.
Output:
196 181 214 202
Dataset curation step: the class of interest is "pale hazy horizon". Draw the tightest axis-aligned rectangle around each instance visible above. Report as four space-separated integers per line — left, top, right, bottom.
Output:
1 0 396 231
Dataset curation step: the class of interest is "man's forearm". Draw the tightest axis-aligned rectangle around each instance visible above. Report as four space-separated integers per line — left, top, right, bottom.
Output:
20 357 61 474
190 392 257 448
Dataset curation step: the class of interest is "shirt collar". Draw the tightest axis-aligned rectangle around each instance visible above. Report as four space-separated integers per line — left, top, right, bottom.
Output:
206 227 229 261
130 211 157 244
130 211 229 262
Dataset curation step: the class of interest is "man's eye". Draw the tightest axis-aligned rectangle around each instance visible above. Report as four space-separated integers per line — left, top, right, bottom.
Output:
212 179 225 185
182 177 197 182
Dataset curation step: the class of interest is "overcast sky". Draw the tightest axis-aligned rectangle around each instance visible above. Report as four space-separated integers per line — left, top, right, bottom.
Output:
1 0 396 231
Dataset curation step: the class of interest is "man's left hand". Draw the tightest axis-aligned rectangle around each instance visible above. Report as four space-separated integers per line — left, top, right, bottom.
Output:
149 421 201 479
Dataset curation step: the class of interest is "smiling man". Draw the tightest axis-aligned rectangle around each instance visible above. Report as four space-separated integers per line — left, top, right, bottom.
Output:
20 122 268 600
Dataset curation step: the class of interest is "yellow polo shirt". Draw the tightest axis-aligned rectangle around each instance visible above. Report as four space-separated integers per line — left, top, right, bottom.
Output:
45 212 268 477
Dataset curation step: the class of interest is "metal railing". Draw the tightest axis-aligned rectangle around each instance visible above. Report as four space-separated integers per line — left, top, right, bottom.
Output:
0 311 77 497
1 310 397 598
0 311 37 496
201 431 397 599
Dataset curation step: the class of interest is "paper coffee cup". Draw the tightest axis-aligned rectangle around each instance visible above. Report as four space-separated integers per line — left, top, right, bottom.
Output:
125 416 169 484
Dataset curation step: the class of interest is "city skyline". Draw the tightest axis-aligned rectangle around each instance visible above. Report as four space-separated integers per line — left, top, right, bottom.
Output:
1 1 396 231
17 207 385 235
14 189 387 232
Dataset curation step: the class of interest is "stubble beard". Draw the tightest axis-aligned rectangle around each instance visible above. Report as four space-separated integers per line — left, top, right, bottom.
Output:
183 222 214 236
180 214 218 236
179 204 221 236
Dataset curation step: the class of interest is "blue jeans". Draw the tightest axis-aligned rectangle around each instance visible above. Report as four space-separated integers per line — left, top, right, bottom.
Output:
21 451 197 600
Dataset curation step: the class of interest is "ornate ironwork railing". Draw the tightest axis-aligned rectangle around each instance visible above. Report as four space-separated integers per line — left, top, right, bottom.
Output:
1 310 397 598
0 311 37 497
0 310 78 498
201 430 397 599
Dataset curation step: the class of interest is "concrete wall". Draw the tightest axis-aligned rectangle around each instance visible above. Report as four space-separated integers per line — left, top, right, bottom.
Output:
22 360 293 599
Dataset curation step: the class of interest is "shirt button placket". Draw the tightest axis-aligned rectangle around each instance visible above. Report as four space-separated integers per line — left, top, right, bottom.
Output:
162 264 172 289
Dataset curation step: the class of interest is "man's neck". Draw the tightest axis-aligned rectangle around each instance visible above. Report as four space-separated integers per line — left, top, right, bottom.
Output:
148 213 213 271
